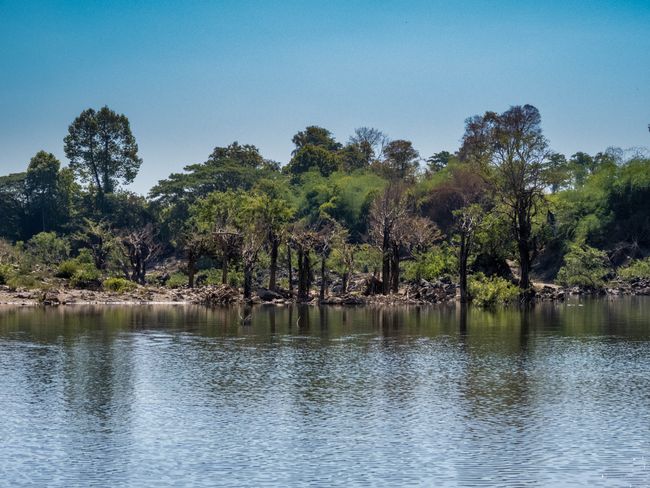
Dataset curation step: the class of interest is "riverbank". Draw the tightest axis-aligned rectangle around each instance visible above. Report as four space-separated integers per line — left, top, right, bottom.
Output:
2 277 649 307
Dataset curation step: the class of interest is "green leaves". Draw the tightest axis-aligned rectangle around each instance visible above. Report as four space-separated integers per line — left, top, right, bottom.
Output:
64 106 141 197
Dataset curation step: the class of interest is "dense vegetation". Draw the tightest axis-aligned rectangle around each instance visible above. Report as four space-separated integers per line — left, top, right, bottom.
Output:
1 104 648 303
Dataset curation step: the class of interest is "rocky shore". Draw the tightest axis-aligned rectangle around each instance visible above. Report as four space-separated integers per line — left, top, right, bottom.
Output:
1 277 649 307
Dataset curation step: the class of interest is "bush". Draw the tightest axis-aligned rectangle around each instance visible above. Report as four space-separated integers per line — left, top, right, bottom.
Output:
27 232 69 266
103 277 137 293
404 245 458 282
167 272 188 289
353 244 382 274
556 243 611 289
0 264 12 285
6 273 37 290
618 257 650 281
70 265 102 289
468 272 519 306
56 259 79 279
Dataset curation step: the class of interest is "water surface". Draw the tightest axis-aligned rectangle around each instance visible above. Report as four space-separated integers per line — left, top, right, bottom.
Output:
1 299 650 486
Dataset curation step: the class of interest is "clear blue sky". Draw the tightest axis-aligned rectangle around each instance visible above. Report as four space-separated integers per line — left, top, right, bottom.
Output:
1 0 649 194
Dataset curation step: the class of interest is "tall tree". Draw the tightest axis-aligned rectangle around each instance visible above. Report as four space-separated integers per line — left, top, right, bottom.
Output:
348 127 388 167
64 106 141 205
25 151 61 233
380 139 420 180
453 204 485 303
460 104 550 295
369 183 410 294
292 126 341 154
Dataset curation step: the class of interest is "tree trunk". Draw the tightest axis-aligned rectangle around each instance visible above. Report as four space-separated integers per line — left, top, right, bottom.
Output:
287 245 293 294
459 235 469 303
341 272 349 294
243 263 253 300
187 255 197 288
517 211 533 292
297 248 311 302
221 256 228 285
319 255 327 302
519 240 531 290
268 238 279 291
381 230 391 295
390 243 400 293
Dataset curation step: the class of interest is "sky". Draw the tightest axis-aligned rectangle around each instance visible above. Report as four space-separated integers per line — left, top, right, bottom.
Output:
1 0 649 194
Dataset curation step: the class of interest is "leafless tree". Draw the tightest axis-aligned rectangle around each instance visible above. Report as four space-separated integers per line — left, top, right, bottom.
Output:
369 183 410 294
119 224 162 284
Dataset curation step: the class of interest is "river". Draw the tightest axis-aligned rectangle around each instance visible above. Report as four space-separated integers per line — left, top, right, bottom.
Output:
1 298 649 486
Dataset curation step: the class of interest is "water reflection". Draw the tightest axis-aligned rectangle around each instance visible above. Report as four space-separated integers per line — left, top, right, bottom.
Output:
0 299 649 486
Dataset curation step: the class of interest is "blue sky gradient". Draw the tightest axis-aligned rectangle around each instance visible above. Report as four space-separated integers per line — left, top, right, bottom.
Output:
1 0 649 193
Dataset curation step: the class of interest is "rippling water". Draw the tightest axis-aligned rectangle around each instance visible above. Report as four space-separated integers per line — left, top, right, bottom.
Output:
1 299 650 487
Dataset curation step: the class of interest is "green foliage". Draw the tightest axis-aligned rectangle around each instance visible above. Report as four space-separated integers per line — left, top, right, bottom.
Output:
64 106 141 195
103 277 138 292
70 265 102 289
167 272 188 289
404 245 459 282
468 273 519 306
56 248 102 288
287 145 340 177
618 258 650 281
352 244 382 274
6 273 37 290
556 244 611 289
56 260 79 279
27 232 70 266
0 263 12 285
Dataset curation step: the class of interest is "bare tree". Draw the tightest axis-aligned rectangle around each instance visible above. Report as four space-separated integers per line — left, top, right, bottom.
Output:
119 224 161 284
391 215 440 292
369 184 410 294
453 205 485 303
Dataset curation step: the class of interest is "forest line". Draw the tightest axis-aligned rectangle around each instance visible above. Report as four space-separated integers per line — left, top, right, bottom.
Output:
1 104 649 305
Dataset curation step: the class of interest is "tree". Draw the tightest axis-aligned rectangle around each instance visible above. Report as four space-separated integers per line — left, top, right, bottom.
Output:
286 145 340 177
292 126 341 154
426 151 453 174
64 106 141 204
250 181 295 291
118 224 161 284
73 219 116 271
25 151 61 233
380 139 420 180
460 104 550 295
348 127 388 167
178 222 213 288
453 204 485 302
289 223 318 302
369 183 410 294
0 172 27 241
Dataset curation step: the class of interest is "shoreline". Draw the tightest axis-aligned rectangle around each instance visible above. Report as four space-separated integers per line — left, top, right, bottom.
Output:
1 281 648 307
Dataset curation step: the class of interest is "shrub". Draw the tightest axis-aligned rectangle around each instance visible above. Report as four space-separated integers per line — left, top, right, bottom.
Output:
167 272 188 289
352 244 382 274
70 265 102 289
56 259 79 279
103 277 137 293
0 264 12 285
27 232 70 266
468 272 519 306
618 257 650 281
404 245 458 282
6 273 37 290
556 243 611 289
